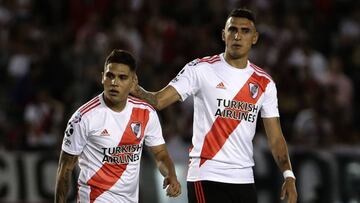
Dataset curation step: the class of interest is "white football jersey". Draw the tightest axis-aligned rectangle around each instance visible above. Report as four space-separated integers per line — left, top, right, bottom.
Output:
62 93 165 203
169 53 279 184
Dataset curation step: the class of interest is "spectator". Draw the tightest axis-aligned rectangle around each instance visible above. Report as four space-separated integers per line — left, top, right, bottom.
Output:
24 89 64 149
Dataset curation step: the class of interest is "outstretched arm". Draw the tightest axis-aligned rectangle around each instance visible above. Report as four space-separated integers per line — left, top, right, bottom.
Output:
263 117 297 203
149 144 181 197
54 151 78 203
131 84 181 110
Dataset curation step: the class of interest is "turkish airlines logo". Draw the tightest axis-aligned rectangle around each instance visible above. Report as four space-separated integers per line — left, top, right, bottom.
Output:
131 122 142 139
249 82 259 99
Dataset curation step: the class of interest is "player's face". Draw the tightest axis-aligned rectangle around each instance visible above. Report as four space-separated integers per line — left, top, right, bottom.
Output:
222 17 258 59
102 63 135 106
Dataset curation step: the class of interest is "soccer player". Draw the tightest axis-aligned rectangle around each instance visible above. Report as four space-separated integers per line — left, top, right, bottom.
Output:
55 49 181 203
131 8 297 203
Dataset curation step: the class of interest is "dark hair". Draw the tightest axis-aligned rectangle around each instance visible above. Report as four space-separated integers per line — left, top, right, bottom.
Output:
227 8 256 24
105 49 137 72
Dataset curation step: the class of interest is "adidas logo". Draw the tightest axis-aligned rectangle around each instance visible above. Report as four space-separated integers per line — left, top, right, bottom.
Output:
100 129 110 136
216 82 226 89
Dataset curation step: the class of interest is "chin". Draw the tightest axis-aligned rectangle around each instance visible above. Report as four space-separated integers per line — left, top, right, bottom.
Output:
104 94 117 102
229 53 242 60
110 98 124 106
232 49 247 57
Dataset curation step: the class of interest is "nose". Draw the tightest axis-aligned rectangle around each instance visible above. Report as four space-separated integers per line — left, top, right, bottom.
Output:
111 78 118 85
234 32 240 40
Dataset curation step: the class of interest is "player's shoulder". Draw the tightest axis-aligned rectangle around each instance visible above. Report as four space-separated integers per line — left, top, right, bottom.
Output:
249 62 274 81
186 54 222 68
76 94 103 117
128 96 155 111
67 94 102 125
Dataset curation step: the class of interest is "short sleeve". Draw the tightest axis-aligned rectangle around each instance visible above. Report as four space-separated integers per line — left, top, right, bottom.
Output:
260 81 280 118
144 110 165 147
61 111 88 155
168 61 200 101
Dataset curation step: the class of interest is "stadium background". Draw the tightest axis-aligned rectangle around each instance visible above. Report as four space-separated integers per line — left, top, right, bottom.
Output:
0 0 359 202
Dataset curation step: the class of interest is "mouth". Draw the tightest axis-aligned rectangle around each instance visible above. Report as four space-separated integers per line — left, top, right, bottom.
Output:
232 44 242 49
108 89 119 96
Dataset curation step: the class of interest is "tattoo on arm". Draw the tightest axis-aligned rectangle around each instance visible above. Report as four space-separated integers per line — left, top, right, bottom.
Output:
55 169 72 202
263 118 293 172
277 155 291 170
137 87 158 107
55 151 78 203
132 85 159 107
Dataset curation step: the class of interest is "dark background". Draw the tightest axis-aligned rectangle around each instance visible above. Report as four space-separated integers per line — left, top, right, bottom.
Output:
0 0 359 202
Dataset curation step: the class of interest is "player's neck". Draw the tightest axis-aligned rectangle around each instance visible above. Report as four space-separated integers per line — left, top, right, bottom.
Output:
224 53 248 69
103 95 126 112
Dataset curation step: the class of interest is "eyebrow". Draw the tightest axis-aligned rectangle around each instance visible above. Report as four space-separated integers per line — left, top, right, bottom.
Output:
105 71 129 76
240 27 251 31
228 25 253 31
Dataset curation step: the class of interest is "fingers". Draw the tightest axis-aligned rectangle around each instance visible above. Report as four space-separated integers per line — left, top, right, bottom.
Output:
163 177 181 197
280 182 286 200
166 182 181 197
280 179 298 203
163 178 169 189
287 194 297 203
287 188 298 203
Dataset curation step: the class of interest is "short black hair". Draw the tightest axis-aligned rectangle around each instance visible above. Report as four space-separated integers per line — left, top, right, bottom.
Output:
227 8 256 24
105 49 137 72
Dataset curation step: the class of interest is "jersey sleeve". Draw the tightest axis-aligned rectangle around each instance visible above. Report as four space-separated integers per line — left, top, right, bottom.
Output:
260 81 280 118
61 111 88 155
168 61 200 101
144 110 165 147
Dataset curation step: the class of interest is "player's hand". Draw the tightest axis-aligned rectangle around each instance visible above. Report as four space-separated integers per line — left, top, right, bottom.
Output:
163 175 181 197
280 178 297 203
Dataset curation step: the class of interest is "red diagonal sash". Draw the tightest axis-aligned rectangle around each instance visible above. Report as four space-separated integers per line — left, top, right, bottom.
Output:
199 73 270 166
87 108 149 202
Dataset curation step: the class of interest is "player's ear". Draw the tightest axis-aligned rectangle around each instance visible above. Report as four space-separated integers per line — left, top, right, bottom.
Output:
222 29 225 41
101 72 104 84
132 73 138 86
252 31 259 45
130 73 137 92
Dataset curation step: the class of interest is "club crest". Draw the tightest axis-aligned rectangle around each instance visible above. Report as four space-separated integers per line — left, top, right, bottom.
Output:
249 82 259 99
130 122 142 139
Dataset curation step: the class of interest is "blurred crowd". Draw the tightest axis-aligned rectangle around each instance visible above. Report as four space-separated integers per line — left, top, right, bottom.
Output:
0 0 359 152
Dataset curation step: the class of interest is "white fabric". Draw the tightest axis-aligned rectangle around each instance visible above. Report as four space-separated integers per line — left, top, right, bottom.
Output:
169 53 279 183
283 170 296 179
62 93 164 203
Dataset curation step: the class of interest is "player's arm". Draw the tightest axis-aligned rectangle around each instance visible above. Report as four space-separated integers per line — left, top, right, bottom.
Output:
263 117 297 203
149 144 181 197
132 85 180 110
54 150 78 203
263 117 292 172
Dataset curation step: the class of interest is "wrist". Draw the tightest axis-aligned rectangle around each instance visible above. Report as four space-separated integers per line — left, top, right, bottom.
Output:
168 173 177 178
283 170 296 180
